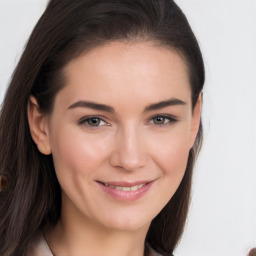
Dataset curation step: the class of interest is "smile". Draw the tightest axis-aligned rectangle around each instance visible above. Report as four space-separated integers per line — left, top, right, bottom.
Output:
96 180 154 201
103 183 145 191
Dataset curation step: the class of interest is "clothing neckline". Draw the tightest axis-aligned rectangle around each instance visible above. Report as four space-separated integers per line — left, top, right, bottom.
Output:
28 231 164 256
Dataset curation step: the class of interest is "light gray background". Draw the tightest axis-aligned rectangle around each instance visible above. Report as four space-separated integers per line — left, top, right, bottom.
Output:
0 1 255 256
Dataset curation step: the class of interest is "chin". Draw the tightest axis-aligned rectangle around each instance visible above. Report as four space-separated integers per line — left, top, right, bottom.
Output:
96 210 154 233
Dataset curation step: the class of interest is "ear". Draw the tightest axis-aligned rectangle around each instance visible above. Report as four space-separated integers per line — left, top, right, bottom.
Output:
189 93 202 148
27 96 52 155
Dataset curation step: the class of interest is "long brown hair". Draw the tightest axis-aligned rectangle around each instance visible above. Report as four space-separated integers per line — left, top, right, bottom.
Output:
0 0 205 255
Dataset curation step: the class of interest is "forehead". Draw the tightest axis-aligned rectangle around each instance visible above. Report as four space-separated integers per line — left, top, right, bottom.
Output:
58 41 191 109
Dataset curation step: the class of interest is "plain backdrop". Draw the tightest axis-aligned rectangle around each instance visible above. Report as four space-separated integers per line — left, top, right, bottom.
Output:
0 1 255 256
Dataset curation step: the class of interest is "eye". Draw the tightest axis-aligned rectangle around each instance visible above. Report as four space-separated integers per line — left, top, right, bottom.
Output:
152 116 168 125
148 115 178 126
78 116 109 128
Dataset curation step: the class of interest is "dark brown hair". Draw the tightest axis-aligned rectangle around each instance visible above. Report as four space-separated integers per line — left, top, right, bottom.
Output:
0 0 205 255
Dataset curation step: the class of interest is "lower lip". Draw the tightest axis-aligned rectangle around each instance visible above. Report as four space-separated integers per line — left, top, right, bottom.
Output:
97 182 153 201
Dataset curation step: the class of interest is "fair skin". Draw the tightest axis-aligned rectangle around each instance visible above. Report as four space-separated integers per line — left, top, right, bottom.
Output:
28 41 201 256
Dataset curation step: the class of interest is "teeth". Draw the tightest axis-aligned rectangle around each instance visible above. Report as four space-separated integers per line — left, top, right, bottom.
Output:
103 183 145 191
130 185 138 191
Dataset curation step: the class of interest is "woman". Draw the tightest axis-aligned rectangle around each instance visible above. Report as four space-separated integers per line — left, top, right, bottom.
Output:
0 0 205 255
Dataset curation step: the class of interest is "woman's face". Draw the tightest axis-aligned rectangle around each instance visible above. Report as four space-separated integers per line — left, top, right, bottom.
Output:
39 41 200 232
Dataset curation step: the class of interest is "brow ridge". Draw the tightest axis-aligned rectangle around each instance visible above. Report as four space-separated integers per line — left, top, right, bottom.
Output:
68 98 186 113
144 98 186 112
68 101 115 113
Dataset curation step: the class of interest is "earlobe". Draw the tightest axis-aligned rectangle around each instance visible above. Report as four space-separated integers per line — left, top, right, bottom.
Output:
27 96 52 155
189 93 202 148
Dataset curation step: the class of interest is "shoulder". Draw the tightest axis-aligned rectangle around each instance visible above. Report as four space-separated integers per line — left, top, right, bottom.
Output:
26 232 53 256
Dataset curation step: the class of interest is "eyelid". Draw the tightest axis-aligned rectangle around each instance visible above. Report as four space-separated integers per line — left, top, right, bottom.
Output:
78 115 110 128
147 114 179 126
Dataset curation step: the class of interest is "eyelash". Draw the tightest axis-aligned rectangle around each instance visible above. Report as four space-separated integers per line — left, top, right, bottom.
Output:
78 116 109 129
147 114 178 127
78 114 178 129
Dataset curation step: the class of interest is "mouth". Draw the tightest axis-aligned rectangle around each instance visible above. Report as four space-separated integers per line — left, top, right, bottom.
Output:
99 182 146 192
96 180 154 201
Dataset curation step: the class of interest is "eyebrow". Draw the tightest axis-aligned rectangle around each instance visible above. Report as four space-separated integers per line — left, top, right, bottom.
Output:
144 98 187 112
68 101 115 113
67 98 186 113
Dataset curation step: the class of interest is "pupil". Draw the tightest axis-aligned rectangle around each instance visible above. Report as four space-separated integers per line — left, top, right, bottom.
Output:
89 118 100 125
154 117 164 124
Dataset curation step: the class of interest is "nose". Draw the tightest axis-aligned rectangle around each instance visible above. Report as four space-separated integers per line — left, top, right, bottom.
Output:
109 124 147 171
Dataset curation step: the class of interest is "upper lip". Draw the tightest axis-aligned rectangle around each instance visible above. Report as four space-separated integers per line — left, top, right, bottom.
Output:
96 180 153 187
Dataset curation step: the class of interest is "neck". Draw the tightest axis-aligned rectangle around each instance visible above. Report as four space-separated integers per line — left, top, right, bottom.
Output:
46 203 150 256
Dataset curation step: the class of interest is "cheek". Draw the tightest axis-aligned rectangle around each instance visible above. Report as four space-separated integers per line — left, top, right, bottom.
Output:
156 140 190 180
144 130 191 217
50 126 110 180
148 128 191 177
157 138 190 204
